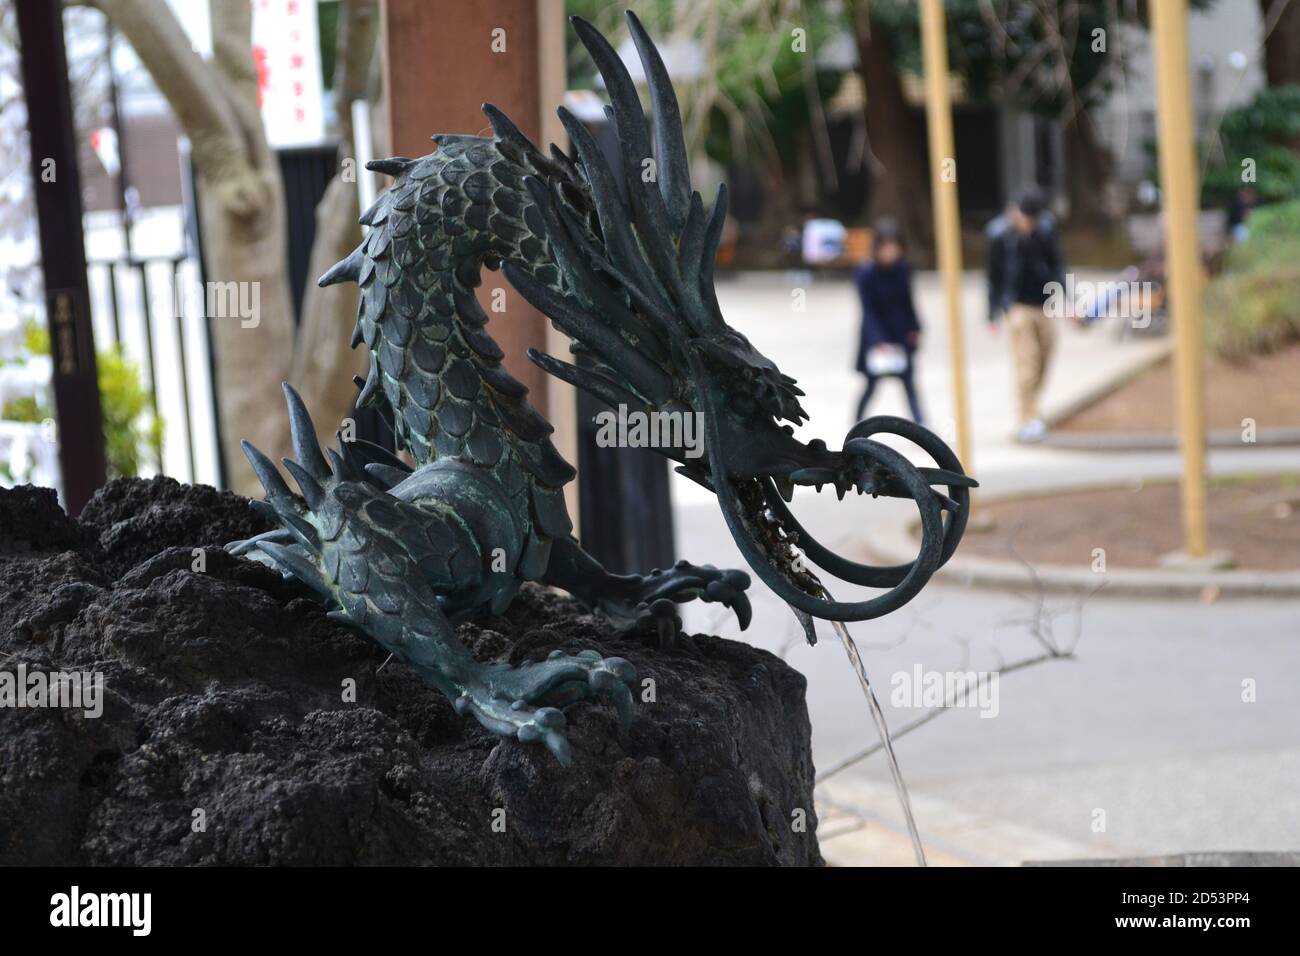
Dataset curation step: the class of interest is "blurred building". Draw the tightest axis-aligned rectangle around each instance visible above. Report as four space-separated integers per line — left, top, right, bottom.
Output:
597 4 1268 244
1096 1 1265 187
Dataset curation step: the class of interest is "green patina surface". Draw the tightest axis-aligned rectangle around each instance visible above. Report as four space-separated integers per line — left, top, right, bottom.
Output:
231 13 974 763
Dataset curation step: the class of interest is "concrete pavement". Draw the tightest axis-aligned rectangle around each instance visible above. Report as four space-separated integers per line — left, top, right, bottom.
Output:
666 271 1300 865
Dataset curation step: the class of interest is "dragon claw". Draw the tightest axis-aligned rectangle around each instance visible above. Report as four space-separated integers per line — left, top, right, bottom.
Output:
512 705 571 765
638 598 681 650
463 650 638 765
600 561 752 642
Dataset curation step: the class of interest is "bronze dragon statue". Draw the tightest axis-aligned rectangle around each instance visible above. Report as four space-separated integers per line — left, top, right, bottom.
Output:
230 12 976 765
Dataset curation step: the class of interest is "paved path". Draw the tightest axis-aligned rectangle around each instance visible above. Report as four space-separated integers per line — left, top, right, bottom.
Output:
667 272 1300 865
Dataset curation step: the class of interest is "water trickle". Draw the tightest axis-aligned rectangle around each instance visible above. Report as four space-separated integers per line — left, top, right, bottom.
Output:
827 611 927 867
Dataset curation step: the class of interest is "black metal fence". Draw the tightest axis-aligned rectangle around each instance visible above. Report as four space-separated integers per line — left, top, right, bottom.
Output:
85 253 215 485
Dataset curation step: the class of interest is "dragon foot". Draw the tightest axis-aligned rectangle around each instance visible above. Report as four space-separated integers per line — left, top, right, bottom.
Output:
231 384 638 766
603 561 752 648
460 650 637 759
541 538 751 648
452 651 636 766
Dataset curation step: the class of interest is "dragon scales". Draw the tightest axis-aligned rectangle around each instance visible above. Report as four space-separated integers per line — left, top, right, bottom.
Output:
230 12 976 765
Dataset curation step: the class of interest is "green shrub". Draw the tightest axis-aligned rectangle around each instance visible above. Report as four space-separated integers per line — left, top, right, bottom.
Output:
1202 85 1300 206
1203 200 1300 359
1 319 163 479
98 346 164 478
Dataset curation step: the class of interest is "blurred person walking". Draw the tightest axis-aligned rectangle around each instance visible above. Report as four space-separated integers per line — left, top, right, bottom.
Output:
1226 185 1259 244
986 189 1066 443
853 219 924 424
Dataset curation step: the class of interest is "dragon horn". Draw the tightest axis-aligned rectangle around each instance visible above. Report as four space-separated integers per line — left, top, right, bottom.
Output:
282 458 325 510
527 348 643 412
502 258 670 405
570 16 681 293
625 10 691 232
698 182 729 322
241 440 292 502
319 246 363 288
481 102 538 156
282 383 330 480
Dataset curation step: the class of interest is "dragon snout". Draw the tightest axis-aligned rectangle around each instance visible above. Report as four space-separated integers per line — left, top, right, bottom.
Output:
711 415 978 627
840 435 977 513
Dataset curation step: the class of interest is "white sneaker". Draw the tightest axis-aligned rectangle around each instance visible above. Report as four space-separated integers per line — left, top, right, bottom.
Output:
1016 419 1047 444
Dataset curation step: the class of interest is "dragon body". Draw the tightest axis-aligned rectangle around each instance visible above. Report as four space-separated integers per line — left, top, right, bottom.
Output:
232 13 975 764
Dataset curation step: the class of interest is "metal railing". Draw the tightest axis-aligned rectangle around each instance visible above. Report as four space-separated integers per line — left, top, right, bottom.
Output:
85 253 217 486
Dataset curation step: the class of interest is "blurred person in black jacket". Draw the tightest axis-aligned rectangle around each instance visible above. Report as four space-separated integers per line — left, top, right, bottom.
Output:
853 219 924 424
986 189 1066 443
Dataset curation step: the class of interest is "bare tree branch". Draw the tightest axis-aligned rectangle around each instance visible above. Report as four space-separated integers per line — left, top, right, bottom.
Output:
333 0 379 156
289 0 378 442
92 0 252 194
816 545 1098 786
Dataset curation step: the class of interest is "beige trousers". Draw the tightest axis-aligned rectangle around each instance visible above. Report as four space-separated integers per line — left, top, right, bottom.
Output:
1008 303 1056 424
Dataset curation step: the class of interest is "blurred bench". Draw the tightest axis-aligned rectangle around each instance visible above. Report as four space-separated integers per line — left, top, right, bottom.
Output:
825 227 872 269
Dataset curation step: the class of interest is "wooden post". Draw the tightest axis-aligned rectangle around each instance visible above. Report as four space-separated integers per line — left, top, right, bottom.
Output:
536 0 579 530
15 0 107 513
381 0 548 398
381 0 577 529
1151 0 1209 557
919 0 973 476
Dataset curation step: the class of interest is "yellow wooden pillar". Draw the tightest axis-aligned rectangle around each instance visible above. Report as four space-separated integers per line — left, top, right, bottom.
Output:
537 0 579 532
919 0 973 475
1151 0 1209 557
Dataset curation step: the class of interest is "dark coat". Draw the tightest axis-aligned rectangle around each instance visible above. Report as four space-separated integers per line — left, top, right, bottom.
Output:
986 213 1065 319
854 261 920 374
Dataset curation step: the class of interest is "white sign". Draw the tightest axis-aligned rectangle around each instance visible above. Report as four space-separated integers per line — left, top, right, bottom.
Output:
251 0 326 148
89 127 121 176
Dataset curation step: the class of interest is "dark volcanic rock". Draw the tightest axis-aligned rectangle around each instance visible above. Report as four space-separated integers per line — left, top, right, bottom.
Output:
0 484 84 555
0 478 821 865
77 475 274 577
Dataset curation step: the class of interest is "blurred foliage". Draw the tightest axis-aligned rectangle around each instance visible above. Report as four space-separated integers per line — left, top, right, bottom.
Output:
867 0 1214 116
862 0 1076 107
2 319 163 478
565 0 841 173
562 0 1220 179
1204 199 1300 359
1202 85 1300 206
98 347 165 479
700 20 841 169
318 0 340 90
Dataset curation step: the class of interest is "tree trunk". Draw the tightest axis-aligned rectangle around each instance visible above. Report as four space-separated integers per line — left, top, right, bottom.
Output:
289 172 365 447
288 0 375 452
196 166 296 496
95 0 377 496
851 6 933 256
1064 109 1119 231
1260 0 1300 87
96 0 293 495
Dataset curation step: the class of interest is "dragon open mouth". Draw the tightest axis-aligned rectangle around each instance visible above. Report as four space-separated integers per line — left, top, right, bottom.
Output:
733 477 827 597
719 468 945 627
695 364 975 630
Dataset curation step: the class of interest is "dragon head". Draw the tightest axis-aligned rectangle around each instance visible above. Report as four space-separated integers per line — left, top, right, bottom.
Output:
506 11 976 635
